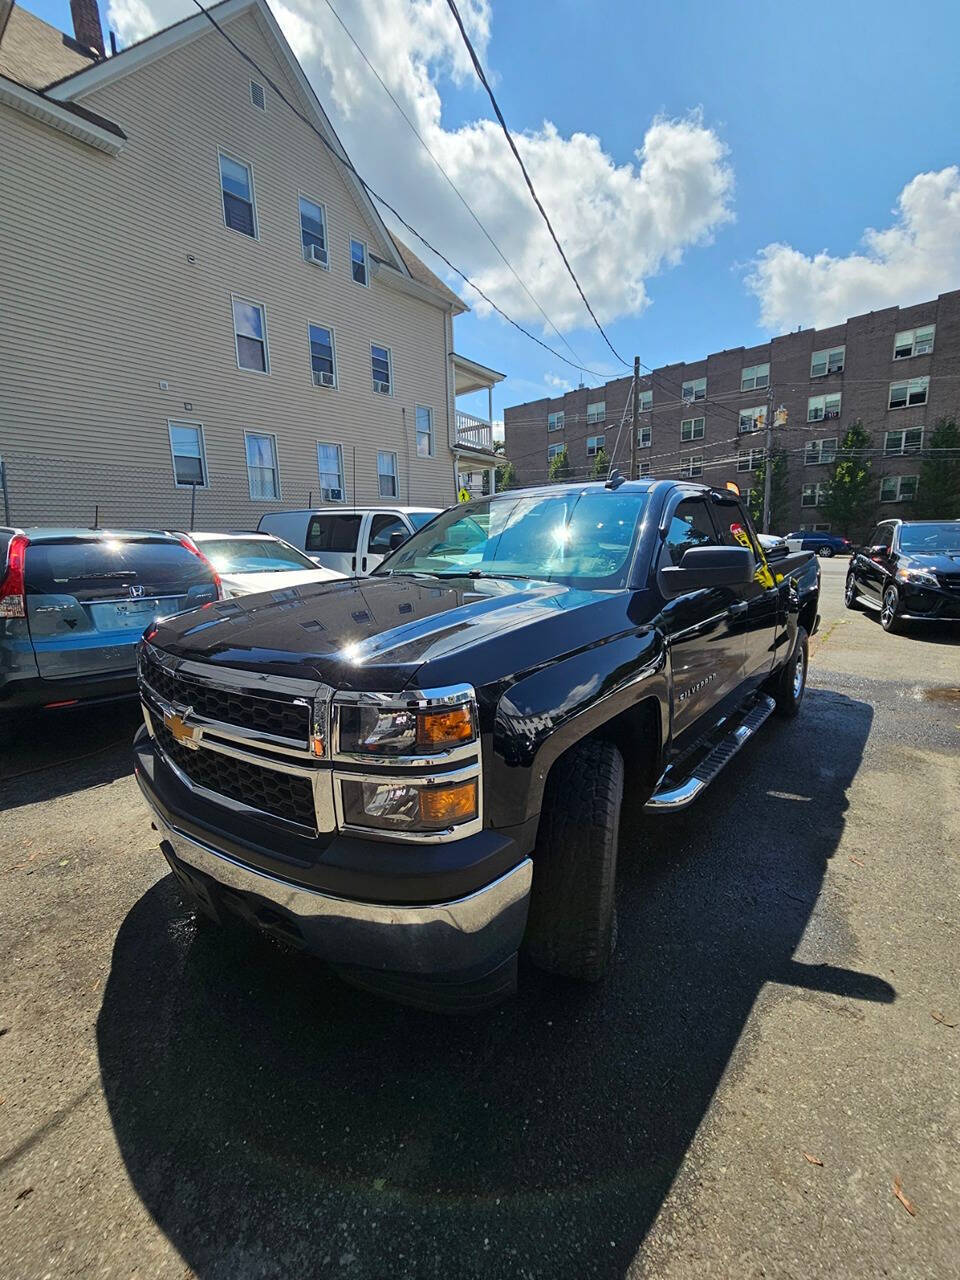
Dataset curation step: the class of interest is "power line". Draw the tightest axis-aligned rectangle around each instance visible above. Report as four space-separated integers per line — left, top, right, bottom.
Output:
188 0 610 380
320 0 602 383
443 0 630 370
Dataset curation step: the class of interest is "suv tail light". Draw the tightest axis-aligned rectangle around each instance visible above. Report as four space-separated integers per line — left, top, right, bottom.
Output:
0 534 28 618
178 536 223 600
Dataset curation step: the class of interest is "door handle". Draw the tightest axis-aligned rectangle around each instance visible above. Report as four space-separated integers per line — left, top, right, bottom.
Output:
361 556 367 572
351 555 357 572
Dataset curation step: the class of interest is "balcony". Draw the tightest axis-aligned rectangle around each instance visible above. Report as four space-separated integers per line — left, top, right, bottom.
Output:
456 411 494 451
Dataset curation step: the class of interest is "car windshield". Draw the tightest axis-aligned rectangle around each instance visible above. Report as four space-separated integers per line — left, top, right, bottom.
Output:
200 538 318 573
898 523 960 554
377 490 649 588
408 511 438 530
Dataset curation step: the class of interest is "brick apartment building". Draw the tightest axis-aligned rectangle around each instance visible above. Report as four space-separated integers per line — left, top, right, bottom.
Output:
503 290 960 534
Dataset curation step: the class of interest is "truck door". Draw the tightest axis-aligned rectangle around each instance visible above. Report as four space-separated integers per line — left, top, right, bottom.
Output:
362 512 410 574
712 496 780 686
656 494 745 744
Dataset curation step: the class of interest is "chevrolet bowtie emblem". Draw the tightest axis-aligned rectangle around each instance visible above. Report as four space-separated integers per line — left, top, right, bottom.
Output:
163 708 201 750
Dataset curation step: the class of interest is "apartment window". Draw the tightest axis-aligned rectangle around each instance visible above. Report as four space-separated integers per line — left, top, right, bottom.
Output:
638 389 653 412
740 362 769 391
805 437 838 465
808 392 841 422
219 153 256 237
416 405 434 457
739 406 764 433
377 450 398 498
586 401 606 424
799 523 831 532
299 195 328 265
893 325 935 359
811 346 845 377
680 454 703 478
249 80 265 110
889 376 928 409
371 345 392 395
682 377 706 402
737 449 764 472
232 297 269 373
308 323 336 388
316 442 344 502
637 425 651 448
639 461 651 476
168 421 207 488
681 416 705 441
351 239 368 286
884 427 923 455
245 431 279 500
547 411 565 431
880 474 919 502
586 435 605 456
547 443 565 461
801 483 826 508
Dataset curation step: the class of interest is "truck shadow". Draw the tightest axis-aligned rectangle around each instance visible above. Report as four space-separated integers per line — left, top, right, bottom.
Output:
0 700 142 805
96 688 887 1279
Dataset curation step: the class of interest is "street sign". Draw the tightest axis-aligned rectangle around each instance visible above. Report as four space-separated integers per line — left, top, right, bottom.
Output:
457 487 472 503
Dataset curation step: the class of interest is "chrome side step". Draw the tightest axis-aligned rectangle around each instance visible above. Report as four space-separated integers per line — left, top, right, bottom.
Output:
645 695 776 812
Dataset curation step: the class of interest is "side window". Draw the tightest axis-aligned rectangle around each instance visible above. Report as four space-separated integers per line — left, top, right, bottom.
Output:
660 498 718 568
715 501 759 561
305 513 362 553
867 524 892 550
368 514 406 553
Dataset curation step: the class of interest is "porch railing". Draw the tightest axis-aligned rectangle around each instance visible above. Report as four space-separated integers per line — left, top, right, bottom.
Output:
455 411 493 451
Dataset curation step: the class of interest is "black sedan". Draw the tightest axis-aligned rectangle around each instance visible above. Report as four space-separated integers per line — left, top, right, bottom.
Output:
844 519 960 632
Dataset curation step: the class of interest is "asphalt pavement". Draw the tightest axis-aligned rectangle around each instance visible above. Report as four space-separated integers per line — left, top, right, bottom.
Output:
1 560 958 1279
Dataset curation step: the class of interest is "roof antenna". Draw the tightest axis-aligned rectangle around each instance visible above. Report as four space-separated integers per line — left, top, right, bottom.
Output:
605 465 625 490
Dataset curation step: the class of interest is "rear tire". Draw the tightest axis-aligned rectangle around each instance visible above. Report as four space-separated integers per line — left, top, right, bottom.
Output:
772 626 808 718
844 574 860 610
525 738 624 982
817 545 835 558
881 585 903 633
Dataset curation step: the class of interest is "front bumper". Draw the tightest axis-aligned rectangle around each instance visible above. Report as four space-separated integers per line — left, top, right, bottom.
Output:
897 582 960 620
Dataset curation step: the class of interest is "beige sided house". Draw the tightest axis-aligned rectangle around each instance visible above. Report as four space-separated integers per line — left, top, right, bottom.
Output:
0 0 504 527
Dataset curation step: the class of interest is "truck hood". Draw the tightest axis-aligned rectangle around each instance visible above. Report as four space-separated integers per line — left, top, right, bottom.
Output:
148 573 625 692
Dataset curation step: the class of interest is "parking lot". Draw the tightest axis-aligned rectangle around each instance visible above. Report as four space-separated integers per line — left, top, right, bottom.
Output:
1 558 958 1280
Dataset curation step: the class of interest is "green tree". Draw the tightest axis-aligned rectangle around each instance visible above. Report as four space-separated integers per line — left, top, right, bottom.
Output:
915 418 960 518
747 448 789 531
496 457 518 490
820 421 875 538
591 447 609 480
548 446 570 482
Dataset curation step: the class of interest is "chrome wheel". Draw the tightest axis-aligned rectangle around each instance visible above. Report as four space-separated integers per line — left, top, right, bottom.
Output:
792 645 805 699
844 576 857 607
817 545 834 558
881 586 898 631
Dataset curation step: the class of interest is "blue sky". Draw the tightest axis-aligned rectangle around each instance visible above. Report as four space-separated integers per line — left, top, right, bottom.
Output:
27 0 960 419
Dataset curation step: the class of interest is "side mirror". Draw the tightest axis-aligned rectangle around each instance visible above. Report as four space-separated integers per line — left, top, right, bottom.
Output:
867 545 888 557
660 545 755 593
388 530 409 552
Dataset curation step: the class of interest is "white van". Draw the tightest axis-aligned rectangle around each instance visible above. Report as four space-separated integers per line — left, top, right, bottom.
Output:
257 507 441 576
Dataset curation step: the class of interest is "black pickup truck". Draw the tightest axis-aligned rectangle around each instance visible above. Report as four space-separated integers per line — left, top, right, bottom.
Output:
134 478 820 1009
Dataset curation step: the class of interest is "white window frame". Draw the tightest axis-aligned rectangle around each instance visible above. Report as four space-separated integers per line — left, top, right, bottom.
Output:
547 443 565 461
884 427 923 456
799 522 831 532
249 80 266 111
586 434 605 457
547 410 565 431
893 326 935 360
639 461 651 476
637 425 651 449
739 406 765 433
167 420 208 490
682 377 706 403
737 448 763 473
586 401 606 425
807 392 841 422
243 429 281 501
217 148 258 240
415 405 434 458
298 191 329 268
801 482 825 508
637 389 653 412
681 416 705 441
804 437 838 466
810 346 845 377
740 363 769 392
888 376 929 409
231 294 270 375
316 441 345 502
680 454 703 478
377 450 399 498
308 320 337 389
371 343 393 396
880 474 919 503
350 237 369 287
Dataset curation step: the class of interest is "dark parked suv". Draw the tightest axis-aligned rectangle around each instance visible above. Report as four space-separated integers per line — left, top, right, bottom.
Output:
0 528 221 741
844 518 960 632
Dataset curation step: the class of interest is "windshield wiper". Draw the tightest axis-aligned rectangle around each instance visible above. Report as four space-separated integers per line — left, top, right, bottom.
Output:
428 570 532 580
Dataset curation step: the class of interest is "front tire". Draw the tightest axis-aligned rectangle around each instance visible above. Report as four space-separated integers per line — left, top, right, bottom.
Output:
817 545 835 558
772 626 808 717
844 574 860 610
525 738 624 982
881 585 903 633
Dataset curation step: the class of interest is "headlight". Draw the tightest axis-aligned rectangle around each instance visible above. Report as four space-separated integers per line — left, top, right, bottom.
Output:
336 691 477 756
896 567 938 586
340 776 478 833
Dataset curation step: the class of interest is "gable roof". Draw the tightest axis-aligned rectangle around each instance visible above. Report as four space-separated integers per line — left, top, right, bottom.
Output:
0 1 97 89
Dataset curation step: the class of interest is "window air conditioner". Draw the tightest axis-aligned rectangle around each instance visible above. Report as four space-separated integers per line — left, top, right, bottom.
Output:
373 380 390 394
314 371 334 387
306 244 327 264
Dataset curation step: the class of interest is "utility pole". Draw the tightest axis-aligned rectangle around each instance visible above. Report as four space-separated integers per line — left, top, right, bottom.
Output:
761 388 786 533
629 355 639 481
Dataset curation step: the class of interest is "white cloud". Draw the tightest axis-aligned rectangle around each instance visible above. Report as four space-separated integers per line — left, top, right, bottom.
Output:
544 373 571 391
747 167 960 332
106 0 733 329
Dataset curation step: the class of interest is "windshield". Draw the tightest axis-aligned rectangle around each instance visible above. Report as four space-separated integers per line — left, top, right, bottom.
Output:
408 511 438 530
899 523 960 554
200 538 318 573
378 490 649 588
